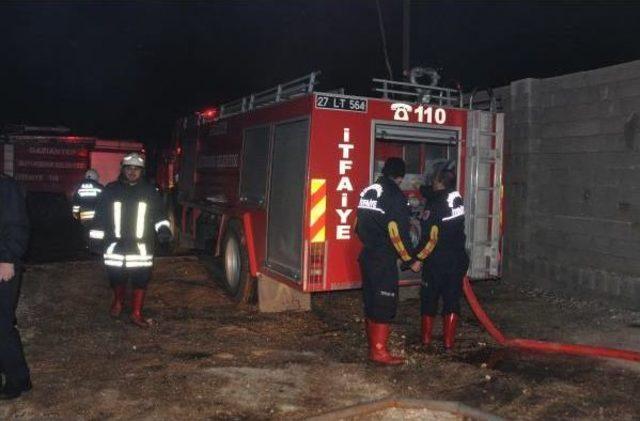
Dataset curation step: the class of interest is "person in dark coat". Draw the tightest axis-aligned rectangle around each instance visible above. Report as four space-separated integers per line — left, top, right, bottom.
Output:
89 153 172 328
0 174 32 400
356 158 421 365
414 169 469 350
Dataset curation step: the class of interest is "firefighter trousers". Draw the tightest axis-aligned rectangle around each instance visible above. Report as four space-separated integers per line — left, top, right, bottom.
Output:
359 249 399 323
420 263 465 316
106 266 152 289
0 272 30 389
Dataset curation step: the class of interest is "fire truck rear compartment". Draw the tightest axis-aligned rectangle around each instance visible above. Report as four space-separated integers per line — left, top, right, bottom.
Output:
265 119 309 283
373 123 459 283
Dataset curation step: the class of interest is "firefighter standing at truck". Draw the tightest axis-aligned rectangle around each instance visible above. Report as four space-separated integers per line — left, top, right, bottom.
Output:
356 157 421 365
414 168 469 350
89 153 172 328
72 169 104 224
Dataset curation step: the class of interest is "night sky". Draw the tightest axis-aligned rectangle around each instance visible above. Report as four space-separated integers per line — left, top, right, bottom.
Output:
2 1 640 147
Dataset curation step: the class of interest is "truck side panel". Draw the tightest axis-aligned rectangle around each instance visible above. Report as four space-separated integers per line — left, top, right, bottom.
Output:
11 140 90 195
190 96 313 206
181 97 313 286
1 136 142 196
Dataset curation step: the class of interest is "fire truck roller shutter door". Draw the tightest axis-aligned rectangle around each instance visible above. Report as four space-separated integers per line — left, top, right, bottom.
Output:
221 219 255 304
265 119 309 280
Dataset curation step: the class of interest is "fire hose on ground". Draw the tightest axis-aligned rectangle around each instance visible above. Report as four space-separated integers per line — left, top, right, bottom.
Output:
462 276 640 362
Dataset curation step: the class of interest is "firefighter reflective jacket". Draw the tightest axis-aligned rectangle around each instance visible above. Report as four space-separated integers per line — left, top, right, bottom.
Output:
89 178 171 269
356 176 416 264
0 175 29 265
71 178 104 222
415 188 469 268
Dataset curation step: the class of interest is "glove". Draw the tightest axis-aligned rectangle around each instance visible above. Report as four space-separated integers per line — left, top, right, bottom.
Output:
157 226 173 244
410 260 423 273
400 260 422 272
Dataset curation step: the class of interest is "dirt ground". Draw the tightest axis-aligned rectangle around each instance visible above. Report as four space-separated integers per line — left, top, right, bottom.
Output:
2 256 640 420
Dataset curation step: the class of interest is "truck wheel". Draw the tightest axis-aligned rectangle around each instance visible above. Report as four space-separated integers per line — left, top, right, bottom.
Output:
222 221 256 304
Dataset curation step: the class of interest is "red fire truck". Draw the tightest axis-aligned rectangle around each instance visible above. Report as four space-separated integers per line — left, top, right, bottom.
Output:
170 72 504 303
0 125 143 196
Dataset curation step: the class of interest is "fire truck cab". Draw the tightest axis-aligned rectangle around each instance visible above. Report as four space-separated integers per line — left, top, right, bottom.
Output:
171 72 504 303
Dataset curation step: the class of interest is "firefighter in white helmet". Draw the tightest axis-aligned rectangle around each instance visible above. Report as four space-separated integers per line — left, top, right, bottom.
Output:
71 169 103 224
89 152 173 328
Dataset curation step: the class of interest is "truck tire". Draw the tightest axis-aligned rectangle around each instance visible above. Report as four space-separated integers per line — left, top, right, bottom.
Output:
222 220 256 304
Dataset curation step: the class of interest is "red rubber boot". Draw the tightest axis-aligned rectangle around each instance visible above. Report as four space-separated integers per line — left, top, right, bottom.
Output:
109 285 126 318
129 289 150 328
443 313 459 350
366 319 405 365
421 315 434 347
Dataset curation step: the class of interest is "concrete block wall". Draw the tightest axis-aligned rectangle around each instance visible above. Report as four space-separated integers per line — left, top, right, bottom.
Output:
499 60 640 308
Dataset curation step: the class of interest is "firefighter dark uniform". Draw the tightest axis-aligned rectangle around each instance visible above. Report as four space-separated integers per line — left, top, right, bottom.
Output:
90 153 172 328
414 185 469 350
0 175 32 400
72 169 104 225
356 158 415 365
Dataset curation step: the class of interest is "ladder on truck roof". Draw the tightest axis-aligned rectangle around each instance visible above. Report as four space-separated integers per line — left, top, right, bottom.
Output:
465 110 504 279
218 71 320 119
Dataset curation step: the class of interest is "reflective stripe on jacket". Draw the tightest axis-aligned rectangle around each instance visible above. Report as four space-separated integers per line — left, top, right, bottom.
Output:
90 178 170 269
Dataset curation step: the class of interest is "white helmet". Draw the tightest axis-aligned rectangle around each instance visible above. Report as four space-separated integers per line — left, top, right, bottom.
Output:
85 169 99 181
121 152 145 168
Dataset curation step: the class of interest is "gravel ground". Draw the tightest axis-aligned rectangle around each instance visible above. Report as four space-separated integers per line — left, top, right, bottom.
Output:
1 256 639 420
